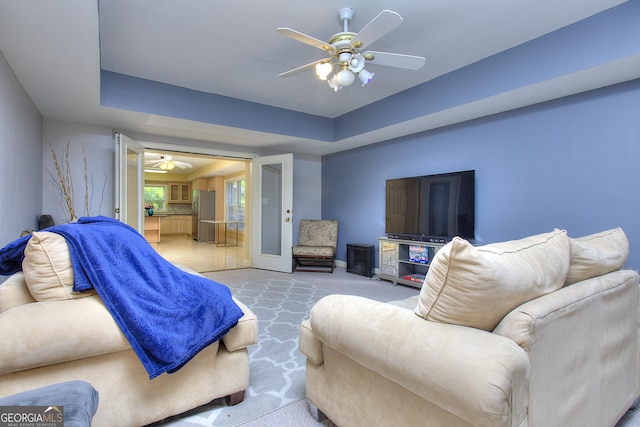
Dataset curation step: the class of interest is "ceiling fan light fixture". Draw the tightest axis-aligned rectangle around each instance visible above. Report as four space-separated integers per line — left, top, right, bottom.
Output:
358 69 375 86
277 8 425 92
159 161 175 171
336 67 355 87
348 53 365 73
327 75 342 92
315 62 333 80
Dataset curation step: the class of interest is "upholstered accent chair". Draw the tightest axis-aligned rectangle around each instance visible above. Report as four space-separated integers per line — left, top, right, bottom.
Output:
299 228 640 427
292 220 338 273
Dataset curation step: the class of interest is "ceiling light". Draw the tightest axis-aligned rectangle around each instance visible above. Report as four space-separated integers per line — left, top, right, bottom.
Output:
358 69 375 86
335 67 355 87
315 62 333 80
348 54 365 73
327 75 342 92
159 161 175 171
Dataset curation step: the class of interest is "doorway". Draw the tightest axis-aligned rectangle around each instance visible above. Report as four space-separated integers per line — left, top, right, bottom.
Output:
117 137 296 274
152 235 251 272
141 147 252 273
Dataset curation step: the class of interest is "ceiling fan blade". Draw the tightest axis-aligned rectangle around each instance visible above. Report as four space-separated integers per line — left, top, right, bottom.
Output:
175 162 193 169
279 59 330 77
364 51 426 70
350 10 403 50
276 28 335 53
147 161 163 167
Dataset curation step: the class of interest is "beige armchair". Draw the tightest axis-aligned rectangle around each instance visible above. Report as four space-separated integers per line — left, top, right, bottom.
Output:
300 228 640 427
292 220 338 273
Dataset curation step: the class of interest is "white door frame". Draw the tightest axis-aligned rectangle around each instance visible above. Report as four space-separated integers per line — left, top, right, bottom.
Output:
250 153 294 273
114 131 144 233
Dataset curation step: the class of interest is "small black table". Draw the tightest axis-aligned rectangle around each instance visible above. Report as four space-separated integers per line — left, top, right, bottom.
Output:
346 243 375 277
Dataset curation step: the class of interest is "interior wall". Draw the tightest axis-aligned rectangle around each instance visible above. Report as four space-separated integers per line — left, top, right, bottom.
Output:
0 50 42 248
322 78 640 270
292 153 322 244
42 120 114 225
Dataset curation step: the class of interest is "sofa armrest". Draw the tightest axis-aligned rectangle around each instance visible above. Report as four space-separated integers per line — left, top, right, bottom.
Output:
493 269 639 427
0 272 35 313
222 298 258 351
309 295 530 427
299 319 323 365
0 295 130 376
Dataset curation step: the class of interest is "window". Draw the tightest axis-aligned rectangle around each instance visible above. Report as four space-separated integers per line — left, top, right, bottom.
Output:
144 185 167 211
226 177 245 232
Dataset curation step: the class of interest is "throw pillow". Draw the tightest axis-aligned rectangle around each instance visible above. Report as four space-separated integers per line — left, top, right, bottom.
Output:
564 227 629 286
22 231 94 301
415 229 570 331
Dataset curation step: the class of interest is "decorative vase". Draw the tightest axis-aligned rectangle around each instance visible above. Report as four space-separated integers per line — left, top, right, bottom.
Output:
147 208 154 216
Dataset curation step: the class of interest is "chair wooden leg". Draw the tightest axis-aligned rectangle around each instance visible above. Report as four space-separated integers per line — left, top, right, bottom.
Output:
292 255 336 273
225 390 245 406
308 400 328 422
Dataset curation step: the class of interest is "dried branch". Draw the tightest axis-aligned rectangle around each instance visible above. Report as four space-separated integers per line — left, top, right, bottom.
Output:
83 145 89 216
47 141 107 222
49 141 76 222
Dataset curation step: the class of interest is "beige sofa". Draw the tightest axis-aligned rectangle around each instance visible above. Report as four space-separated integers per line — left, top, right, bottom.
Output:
300 228 639 427
0 231 258 427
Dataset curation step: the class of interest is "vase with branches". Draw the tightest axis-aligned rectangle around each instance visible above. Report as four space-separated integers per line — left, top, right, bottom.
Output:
47 141 106 223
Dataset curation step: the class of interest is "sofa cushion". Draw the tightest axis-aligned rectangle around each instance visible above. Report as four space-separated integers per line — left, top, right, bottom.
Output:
415 229 570 331
565 227 629 286
21 231 94 301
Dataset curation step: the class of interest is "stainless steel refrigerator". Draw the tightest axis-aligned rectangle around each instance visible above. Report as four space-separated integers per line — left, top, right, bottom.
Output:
192 190 215 242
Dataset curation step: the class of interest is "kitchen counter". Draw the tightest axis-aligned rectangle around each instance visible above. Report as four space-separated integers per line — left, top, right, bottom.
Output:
156 214 193 236
143 216 161 243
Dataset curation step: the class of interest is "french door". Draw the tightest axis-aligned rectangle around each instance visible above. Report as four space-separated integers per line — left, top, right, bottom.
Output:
114 132 144 233
250 154 293 272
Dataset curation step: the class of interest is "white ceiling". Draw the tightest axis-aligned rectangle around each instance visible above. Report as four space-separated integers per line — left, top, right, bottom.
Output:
144 149 246 176
0 0 631 157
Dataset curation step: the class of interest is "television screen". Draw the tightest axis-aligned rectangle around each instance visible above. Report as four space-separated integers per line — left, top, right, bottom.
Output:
385 170 475 241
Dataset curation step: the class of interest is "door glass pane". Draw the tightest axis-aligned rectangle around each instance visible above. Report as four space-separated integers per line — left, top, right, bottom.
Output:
126 149 140 226
260 163 282 256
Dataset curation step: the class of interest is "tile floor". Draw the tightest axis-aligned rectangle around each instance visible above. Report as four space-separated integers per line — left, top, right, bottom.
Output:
151 235 251 273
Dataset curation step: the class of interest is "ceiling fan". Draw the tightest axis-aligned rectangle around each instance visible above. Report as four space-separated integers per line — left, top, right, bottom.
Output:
144 155 193 171
276 8 426 91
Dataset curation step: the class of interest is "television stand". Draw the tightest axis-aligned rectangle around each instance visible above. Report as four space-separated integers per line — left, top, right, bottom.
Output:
377 237 445 288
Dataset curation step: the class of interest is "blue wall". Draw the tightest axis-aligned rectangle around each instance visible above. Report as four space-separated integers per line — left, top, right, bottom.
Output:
0 51 42 247
323 78 640 270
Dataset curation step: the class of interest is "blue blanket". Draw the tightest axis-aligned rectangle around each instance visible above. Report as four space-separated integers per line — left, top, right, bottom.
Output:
0 217 244 379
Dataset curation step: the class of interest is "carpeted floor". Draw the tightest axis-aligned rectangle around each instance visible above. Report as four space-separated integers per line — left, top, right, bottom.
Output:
150 267 640 427
150 267 417 426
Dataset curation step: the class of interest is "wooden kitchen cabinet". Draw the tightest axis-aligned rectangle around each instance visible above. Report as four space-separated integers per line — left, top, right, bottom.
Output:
143 216 160 243
170 217 184 234
168 183 192 203
160 217 171 234
162 215 191 235
185 217 192 236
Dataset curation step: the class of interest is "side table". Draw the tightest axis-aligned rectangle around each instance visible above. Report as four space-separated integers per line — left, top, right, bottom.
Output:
346 243 375 277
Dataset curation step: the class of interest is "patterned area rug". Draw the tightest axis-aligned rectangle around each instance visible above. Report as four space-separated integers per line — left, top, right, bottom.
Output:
150 267 418 427
152 274 334 426
217 276 334 425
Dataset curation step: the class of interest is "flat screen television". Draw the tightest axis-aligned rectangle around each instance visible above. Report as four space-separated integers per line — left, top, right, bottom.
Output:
385 170 475 242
